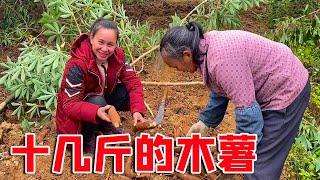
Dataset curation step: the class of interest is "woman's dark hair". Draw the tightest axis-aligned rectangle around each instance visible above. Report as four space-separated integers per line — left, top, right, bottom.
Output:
90 17 119 39
160 21 205 65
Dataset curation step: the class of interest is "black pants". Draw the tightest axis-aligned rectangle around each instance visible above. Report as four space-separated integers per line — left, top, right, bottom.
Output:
81 84 130 148
244 81 311 180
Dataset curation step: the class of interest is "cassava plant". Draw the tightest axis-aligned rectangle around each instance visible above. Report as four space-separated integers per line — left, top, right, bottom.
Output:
0 0 39 47
268 3 320 46
0 42 68 120
170 0 267 30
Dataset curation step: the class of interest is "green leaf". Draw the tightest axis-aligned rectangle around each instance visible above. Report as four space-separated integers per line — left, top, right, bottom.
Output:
11 102 21 106
315 15 320 25
15 86 22 98
27 60 37 72
36 62 43 74
44 23 56 32
43 30 55 36
60 14 72 18
58 4 71 14
12 105 22 120
0 74 9 85
31 91 42 100
21 88 27 98
54 97 57 108
43 55 55 66
47 35 57 44
40 110 50 115
26 105 38 119
90 10 98 19
21 69 26 82
52 58 59 70
45 96 54 109
315 159 320 172
22 118 31 132
43 66 51 73
52 22 60 32
12 68 21 80
59 26 66 34
37 94 53 101
0 62 9 69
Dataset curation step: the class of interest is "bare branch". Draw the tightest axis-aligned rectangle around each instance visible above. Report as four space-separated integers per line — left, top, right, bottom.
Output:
142 81 204 86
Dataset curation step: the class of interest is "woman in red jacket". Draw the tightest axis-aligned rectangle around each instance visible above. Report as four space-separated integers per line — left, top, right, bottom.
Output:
56 18 145 152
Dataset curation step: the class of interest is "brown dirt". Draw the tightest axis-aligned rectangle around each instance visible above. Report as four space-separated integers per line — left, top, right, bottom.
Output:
125 0 201 29
240 5 269 35
0 0 271 179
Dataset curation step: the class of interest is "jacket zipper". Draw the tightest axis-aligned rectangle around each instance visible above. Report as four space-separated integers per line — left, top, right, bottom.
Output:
83 70 103 100
108 66 123 96
83 63 123 99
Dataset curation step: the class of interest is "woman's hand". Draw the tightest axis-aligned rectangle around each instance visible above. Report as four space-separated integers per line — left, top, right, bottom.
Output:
133 112 145 126
186 121 209 136
97 105 112 122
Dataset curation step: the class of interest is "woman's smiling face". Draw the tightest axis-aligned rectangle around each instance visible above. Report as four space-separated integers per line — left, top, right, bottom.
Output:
90 28 118 63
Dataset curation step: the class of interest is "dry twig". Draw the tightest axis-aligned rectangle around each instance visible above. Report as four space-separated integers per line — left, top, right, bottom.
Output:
142 81 204 86
130 45 160 66
0 94 14 112
144 101 154 118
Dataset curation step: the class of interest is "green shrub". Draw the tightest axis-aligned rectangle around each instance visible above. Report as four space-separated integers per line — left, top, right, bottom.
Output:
170 0 267 31
286 111 320 179
0 43 68 120
266 0 320 28
290 42 320 110
287 142 320 180
0 0 39 47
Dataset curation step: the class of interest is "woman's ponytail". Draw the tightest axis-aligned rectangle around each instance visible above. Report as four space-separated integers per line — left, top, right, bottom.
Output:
185 22 205 64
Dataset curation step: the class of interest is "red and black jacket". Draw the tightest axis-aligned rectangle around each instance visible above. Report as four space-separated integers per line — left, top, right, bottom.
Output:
56 34 145 134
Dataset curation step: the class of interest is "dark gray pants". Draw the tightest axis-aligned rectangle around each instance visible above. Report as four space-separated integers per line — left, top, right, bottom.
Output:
244 81 311 180
82 84 130 151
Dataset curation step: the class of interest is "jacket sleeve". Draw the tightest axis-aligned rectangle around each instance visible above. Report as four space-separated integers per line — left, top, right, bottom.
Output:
214 60 263 144
199 91 229 128
118 62 145 114
235 102 263 144
61 61 100 124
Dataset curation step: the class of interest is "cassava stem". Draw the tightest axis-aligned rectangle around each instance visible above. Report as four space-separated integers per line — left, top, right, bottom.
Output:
142 81 204 86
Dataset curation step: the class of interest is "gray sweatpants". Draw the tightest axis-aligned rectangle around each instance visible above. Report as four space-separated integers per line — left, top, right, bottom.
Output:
244 81 311 180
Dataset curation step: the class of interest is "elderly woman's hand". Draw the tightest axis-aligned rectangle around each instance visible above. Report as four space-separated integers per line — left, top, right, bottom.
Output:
186 121 209 137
